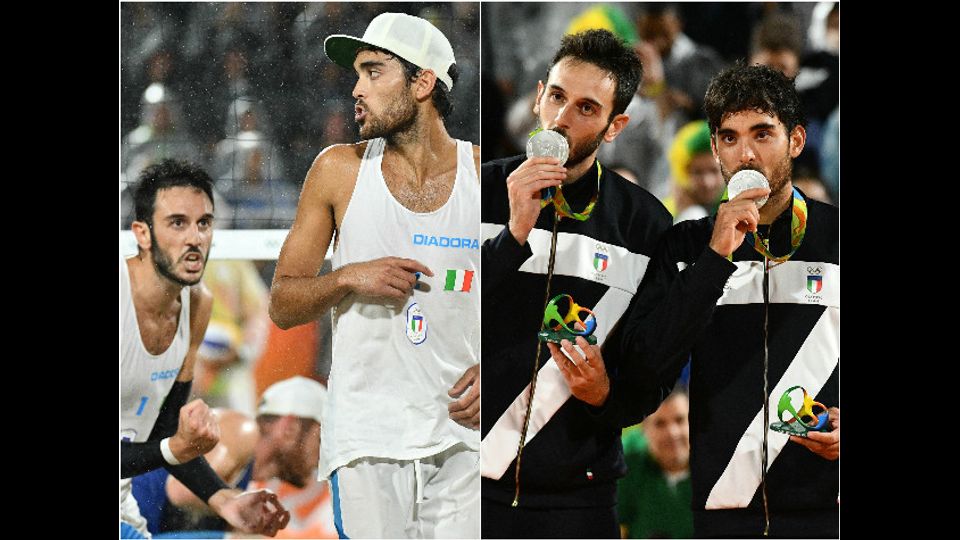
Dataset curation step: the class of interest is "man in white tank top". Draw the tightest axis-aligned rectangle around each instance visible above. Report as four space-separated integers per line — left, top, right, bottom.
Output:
121 159 289 538
271 12 480 539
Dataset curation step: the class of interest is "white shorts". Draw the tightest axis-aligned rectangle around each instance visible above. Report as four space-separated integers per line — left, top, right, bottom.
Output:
330 443 479 538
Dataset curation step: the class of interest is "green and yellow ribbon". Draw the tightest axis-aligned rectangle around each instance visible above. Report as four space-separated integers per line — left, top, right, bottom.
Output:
720 186 808 263
540 161 602 221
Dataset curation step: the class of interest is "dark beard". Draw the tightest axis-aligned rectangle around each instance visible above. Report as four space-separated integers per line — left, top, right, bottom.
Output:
359 91 418 142
276 429 311 488
150 228 204 287
278 458 307 488
553 124 609 169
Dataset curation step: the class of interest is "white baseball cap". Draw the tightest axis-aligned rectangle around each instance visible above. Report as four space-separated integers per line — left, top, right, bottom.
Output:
324 12 457 91
257 376 327 425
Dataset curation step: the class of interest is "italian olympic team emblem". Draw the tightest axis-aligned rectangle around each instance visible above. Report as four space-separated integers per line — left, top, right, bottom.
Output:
806 266 823 294
405 302 427 345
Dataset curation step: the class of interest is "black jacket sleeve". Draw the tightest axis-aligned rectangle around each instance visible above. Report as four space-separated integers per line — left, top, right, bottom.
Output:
482 227 533 293
619 229 736 384
581 370 674 430
481 158 536 293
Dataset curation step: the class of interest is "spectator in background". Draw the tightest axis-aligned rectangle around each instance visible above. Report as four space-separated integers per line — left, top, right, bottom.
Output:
122 3 480 198
819 106 839 204
122 83 203 183
618 390 693 539
792 166 834 205
750 12 804 81
213 97 298 229
750 9 838 155
213 98 286 190
636 4 725 129
194 258 270 417
664 120 724 223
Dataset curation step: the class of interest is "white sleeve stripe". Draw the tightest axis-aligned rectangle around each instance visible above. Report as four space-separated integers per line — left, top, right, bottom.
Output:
676 260 839 308
481 222 651 293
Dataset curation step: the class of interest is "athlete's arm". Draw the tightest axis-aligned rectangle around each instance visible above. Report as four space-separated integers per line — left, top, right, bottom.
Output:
448 363 480 429
447 146 482 430
163 408 288 535
121 287 218 477
270 144 432 329
167 410 259 510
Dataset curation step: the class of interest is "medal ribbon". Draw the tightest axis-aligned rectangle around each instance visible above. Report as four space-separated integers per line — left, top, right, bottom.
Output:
721 186 808 263
540 161 602 221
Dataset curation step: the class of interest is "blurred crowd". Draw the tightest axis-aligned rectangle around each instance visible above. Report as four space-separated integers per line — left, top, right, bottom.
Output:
121 2 480 230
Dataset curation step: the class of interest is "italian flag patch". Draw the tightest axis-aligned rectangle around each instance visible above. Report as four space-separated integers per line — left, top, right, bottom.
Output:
444 269 475 292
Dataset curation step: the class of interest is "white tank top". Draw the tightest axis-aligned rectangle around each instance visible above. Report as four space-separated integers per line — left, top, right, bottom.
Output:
321 138 480 479
120 256 190 523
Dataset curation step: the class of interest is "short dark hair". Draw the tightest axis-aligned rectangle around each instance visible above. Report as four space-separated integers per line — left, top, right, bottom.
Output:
133 159 215 226
751 13 803 57
703 63 806 135
356 46 458 119
549 29 643 120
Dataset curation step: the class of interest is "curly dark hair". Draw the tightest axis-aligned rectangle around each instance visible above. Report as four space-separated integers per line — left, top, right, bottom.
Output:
704 63 806 135
549 29 643 120
356 45 459 120
133 159 215 226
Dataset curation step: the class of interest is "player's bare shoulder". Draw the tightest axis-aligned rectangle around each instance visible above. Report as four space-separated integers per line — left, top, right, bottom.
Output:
302 142 368 208
299 141 368 229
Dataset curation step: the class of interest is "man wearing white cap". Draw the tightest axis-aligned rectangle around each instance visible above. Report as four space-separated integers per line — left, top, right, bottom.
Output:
132 377 334 536
254 376 327 488
269 11 480 539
